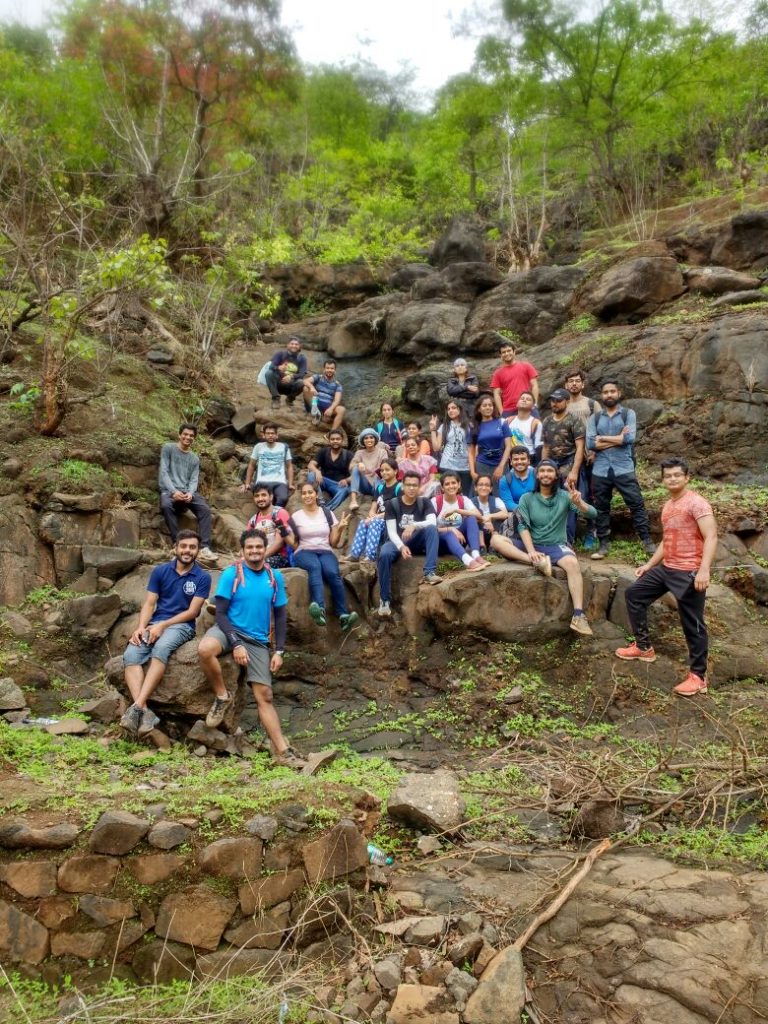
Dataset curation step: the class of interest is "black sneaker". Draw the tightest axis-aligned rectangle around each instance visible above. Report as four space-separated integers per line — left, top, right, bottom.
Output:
271 396 281 406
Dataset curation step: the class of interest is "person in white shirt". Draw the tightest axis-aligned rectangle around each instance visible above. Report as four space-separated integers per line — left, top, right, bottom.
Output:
432 473 488 571
505 391 543 462
239 422 294 507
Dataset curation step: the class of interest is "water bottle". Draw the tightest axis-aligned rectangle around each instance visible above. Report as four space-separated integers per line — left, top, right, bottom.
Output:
367 843 393 866
310 396 321 423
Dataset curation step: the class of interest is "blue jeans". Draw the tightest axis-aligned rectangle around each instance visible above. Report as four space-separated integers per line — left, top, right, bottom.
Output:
307 472 350 512
438 516 481 561
377 527 439 602
293 549 349 615
123 622 196 666
350 467 376 495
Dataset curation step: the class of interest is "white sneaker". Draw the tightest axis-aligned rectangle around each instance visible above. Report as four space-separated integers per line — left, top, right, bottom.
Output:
377 600 391 617
199 547 218 561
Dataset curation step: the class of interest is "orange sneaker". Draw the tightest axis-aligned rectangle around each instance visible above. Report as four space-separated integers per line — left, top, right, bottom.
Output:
615 642 656 663
673 672 708 697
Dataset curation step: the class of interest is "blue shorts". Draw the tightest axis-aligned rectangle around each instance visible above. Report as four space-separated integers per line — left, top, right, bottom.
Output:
123 622 196 666
512 538 575 564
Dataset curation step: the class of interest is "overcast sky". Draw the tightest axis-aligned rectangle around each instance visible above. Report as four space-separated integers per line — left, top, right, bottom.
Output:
0 0 481 97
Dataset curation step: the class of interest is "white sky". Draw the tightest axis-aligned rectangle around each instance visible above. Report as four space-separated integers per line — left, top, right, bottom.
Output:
0 0 481 98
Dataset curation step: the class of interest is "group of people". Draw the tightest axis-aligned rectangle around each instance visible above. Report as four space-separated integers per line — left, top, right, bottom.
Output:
123 337 717 767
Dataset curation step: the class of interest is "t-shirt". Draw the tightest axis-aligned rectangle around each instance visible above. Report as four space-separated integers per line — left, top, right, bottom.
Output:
377 421 403 452
270 350 308 379
490 362 538 412
432 494 478 528
374 481 401 513
147 560 211 624
517 490 596 546
385 496 435 538
158 443 200 495
661 491 714 571
311 374 342 409
498 467 536 511
291 508 338 553
541 413 585 464
567 394 601 427
438 422 470 471
472 418 512 467
315 446 353 482
397 453 438 487
250 441 292 484
506 415 542 456
247 507 291 558
215 563 287 644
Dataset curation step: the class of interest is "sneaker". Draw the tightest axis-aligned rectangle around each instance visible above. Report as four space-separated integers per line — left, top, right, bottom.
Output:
642 538 656 557
377 600 392 617
273 745 307 770
120 704 143 735
422 573 442 585
286 395 296 406
590 543 609 560
339 612 359 631
533 554 552 577
205 694 231 729
570 613 594 636
673 672 708 697
199 546 218 562
271 396 281 406
309 602 327 627
137 708 160 737
583 534 598 552
615 642 657 663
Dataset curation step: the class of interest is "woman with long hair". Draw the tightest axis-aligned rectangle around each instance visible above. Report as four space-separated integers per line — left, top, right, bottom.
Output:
288 482 359 630
376 402 404 455
348 459 402 573
433 472 488 571
469 393 514 495
430 400 472 495
473 474 510 551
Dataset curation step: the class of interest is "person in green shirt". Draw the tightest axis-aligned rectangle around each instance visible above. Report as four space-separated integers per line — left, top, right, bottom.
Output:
490 459 596 636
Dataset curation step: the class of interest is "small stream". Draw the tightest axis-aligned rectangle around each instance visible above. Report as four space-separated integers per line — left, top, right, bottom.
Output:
306 354 418 428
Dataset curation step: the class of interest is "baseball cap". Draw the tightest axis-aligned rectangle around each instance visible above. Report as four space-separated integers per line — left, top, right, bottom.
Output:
549 388 570 401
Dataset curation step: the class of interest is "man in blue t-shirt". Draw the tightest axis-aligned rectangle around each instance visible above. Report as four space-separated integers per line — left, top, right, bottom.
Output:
498 446 537 511
197 528 306 770
303 358 346 429
121 529 211 737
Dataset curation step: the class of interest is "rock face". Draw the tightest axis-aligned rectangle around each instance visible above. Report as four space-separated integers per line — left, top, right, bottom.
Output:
46 593 122 640
0 495 55 606
710 209 768 269
302 820 369 883
81 544 143 579
155 886 237 950
89 810 150 855
384 301 469 362
412 263 505 303
388 770 465 833
584 256 685 319
431 217 487 268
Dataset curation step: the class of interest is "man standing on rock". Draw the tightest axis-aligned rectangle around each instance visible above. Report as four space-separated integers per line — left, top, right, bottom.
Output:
587 380 655 560
158 424 217 562
121 529 211 737
264 337 308 406
302 358 346 429
541 389 586 544
490 337 539 416
198 529 306 768
565 368 600 550
490 460 596 636
616 458 717 697
376 472 441 617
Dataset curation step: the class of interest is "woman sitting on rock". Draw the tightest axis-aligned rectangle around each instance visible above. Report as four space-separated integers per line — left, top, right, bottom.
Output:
469 394 514 495
397 436 440 498
430 400 472 495
433 472 488 572
473 474 510 550
349 428 390 511
375 402 404 454
288 482 359 631
348 458 401 573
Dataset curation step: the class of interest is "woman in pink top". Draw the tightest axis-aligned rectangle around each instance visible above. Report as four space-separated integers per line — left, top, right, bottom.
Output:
289 483 359 630
398 437 440 498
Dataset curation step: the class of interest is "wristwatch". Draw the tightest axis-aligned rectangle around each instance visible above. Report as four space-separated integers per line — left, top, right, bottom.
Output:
275 650 285 656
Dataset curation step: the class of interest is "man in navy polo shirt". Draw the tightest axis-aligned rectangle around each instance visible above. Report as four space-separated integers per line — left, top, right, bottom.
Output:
120 529 211 737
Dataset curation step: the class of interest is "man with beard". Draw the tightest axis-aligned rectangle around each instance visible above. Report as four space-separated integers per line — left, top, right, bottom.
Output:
586 380 655 560
121 530 211 737
247 485 293 568
306 428 354 510
303 358 346 429
198 529 306 769
264 336 308 406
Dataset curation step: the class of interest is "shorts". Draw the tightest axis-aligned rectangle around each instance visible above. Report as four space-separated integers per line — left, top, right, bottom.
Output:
512 538 575 564
123 622 196 666
204 625 272 687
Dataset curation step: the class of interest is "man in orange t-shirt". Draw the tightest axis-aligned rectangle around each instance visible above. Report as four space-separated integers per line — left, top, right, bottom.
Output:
615 457 717 697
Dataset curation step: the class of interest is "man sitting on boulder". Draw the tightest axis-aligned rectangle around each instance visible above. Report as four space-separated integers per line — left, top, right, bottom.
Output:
490 460 596 636
376 472 441 617
159 423 217 562
121 529 211 737
303 358 346 429
198 528 306 769
306 428 354 510
264 336 308 406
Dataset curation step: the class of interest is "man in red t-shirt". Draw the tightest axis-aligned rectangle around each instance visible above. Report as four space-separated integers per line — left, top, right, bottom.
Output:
615 458 717 696
490 338 539 416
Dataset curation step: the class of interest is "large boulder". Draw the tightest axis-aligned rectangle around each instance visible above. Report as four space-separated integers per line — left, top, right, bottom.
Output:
0 496 56 605
326 294 408 359
383 301 470 363
45 593 122 639
463 265 587 348
684 266 761 295
81 544 143 580
584 256 685 320
711 210 768 270
263 262 387 312
431 217 486 268
388 263 433 291
412 263 504 303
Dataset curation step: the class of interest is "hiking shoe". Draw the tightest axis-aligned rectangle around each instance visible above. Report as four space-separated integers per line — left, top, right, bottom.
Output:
340 612 359 632
590 543 609 560
273 745 307 770
673 672 708 697
205 694 232 729
615 642 657 663
120 703 143 735
583 534 598 552
533 554 552 577
377 600 391 617
642 538 656 557
271 396 281 406
286 395 296 406
570 613 594 637
199 547 218 562
309 602 327 627
137 708 160 737
422 572 442 585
